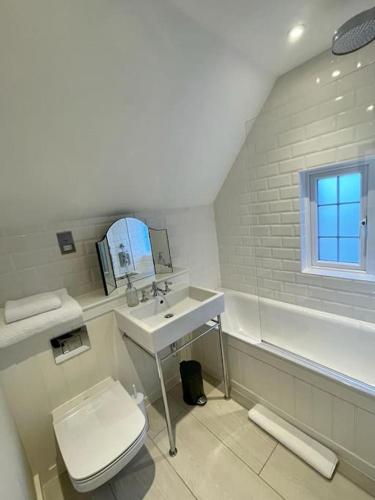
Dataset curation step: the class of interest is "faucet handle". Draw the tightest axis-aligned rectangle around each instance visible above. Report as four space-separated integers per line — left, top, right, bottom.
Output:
151 281 158 297
164 280 173 293
140 289 149 302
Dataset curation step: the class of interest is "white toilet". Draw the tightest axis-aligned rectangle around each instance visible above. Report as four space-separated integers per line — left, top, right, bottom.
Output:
52 377 147 493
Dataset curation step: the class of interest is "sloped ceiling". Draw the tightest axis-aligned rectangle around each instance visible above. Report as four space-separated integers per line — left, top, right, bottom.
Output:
168 0 375 76
0 0 373 226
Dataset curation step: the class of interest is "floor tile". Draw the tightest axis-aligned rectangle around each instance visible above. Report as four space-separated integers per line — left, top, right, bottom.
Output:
146 392 186 439
260 444 374 500
43 440 194 500
154 412 282 500
170 380 276 473
110 437 195 500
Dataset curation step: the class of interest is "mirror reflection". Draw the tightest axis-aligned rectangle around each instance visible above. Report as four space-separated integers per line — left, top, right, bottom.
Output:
96 238 116 295
96 217 173 295
150 228 173 274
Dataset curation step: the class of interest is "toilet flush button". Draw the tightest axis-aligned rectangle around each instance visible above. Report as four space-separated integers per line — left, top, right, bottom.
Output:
61 335 83 354
50 326 91 364
56 231 76 255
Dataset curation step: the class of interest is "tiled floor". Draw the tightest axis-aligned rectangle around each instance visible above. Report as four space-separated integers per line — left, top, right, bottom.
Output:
43 380 374 500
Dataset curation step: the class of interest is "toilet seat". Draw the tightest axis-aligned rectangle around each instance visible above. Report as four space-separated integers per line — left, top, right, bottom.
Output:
52 378 147 492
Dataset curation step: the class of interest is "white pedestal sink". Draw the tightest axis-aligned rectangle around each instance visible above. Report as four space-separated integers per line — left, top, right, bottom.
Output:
115 285 224 353
114 283 229 458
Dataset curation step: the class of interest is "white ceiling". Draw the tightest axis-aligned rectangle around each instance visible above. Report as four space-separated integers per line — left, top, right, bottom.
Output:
169 0 375 76
0 0 374 226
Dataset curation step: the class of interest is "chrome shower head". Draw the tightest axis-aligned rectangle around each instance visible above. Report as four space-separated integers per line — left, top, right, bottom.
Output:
332 6 375 55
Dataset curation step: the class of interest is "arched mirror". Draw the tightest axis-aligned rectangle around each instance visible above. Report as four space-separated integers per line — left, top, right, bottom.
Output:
96 217 173 295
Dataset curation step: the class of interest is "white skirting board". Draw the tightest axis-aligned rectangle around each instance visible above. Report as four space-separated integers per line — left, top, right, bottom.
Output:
33 474 44 500
249 404 338 479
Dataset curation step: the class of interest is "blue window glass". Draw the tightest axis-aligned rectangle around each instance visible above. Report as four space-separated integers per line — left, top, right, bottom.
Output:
317 176 337 205
318 205 337 236
339 173 361 203
319 238 338 261
316 170 362 265
339 204 360 237
339 238 359 263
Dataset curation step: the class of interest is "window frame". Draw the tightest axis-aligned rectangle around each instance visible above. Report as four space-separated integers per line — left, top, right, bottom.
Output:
300 158 375 282
309 164 367 271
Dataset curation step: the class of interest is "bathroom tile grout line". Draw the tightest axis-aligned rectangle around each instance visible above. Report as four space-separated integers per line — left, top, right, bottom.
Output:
148 434 199 500
155 388 287 500
146 403 187 441
184 409 287 500
108 480 117 500
257 442 279 478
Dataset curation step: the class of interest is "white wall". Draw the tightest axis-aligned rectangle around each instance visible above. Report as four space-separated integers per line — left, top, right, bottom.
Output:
0 0 271 226
215 43 375 323
0 384 35 500
0 205 220 306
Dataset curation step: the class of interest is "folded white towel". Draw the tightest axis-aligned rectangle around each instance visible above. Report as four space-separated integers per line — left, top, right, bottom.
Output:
0 289 83 349
5 292 62 324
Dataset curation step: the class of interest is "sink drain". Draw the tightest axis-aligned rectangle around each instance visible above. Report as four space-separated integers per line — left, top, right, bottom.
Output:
164 313 174 319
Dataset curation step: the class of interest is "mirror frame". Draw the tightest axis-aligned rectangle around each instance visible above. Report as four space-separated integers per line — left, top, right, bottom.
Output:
96 217 173 296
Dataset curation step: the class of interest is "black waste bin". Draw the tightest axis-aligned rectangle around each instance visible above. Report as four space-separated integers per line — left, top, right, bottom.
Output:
179 360 207 406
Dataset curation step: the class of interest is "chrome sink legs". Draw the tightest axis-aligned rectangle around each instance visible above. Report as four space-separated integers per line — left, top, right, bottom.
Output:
155 352 177 456
154 314 230 456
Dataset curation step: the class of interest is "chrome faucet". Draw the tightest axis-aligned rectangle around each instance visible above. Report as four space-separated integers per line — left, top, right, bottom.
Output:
151 281 166 297
140 289 149 302
151 280 173 297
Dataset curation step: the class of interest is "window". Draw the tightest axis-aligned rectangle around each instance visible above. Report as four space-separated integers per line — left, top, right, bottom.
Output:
300 158 375 281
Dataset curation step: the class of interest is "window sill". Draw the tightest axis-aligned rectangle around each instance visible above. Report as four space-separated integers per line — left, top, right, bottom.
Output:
302 266 375 282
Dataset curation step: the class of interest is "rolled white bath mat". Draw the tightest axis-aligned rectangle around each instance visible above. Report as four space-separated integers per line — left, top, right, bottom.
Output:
249 404 338 478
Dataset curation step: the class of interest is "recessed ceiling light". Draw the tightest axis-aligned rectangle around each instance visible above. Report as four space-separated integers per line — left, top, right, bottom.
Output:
357 62 362 69
288 24 305 42
335 96 343 101
316 77 321 84
367 104 374 111
332 70 341 78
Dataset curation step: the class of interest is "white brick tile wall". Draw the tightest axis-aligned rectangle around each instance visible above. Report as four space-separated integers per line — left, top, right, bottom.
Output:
278 126 305 146
292 136 322 157
0 205 220 305
215 47 375 322
305 116 336 139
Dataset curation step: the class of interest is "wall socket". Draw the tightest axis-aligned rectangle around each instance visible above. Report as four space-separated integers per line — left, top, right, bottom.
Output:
56 231 76 254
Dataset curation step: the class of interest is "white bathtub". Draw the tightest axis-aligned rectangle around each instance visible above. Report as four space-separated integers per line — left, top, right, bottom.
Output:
221 287 375 395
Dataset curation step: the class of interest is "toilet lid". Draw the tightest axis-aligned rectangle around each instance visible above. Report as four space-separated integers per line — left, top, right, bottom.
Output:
52 379 146 481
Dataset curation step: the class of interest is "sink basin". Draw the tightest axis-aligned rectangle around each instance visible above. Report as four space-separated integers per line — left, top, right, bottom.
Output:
115 285 224 353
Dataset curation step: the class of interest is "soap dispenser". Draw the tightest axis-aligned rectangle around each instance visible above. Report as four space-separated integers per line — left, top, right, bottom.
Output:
125 274 139 307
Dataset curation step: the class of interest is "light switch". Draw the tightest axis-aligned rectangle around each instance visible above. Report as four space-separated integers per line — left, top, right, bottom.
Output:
57 231 76 255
